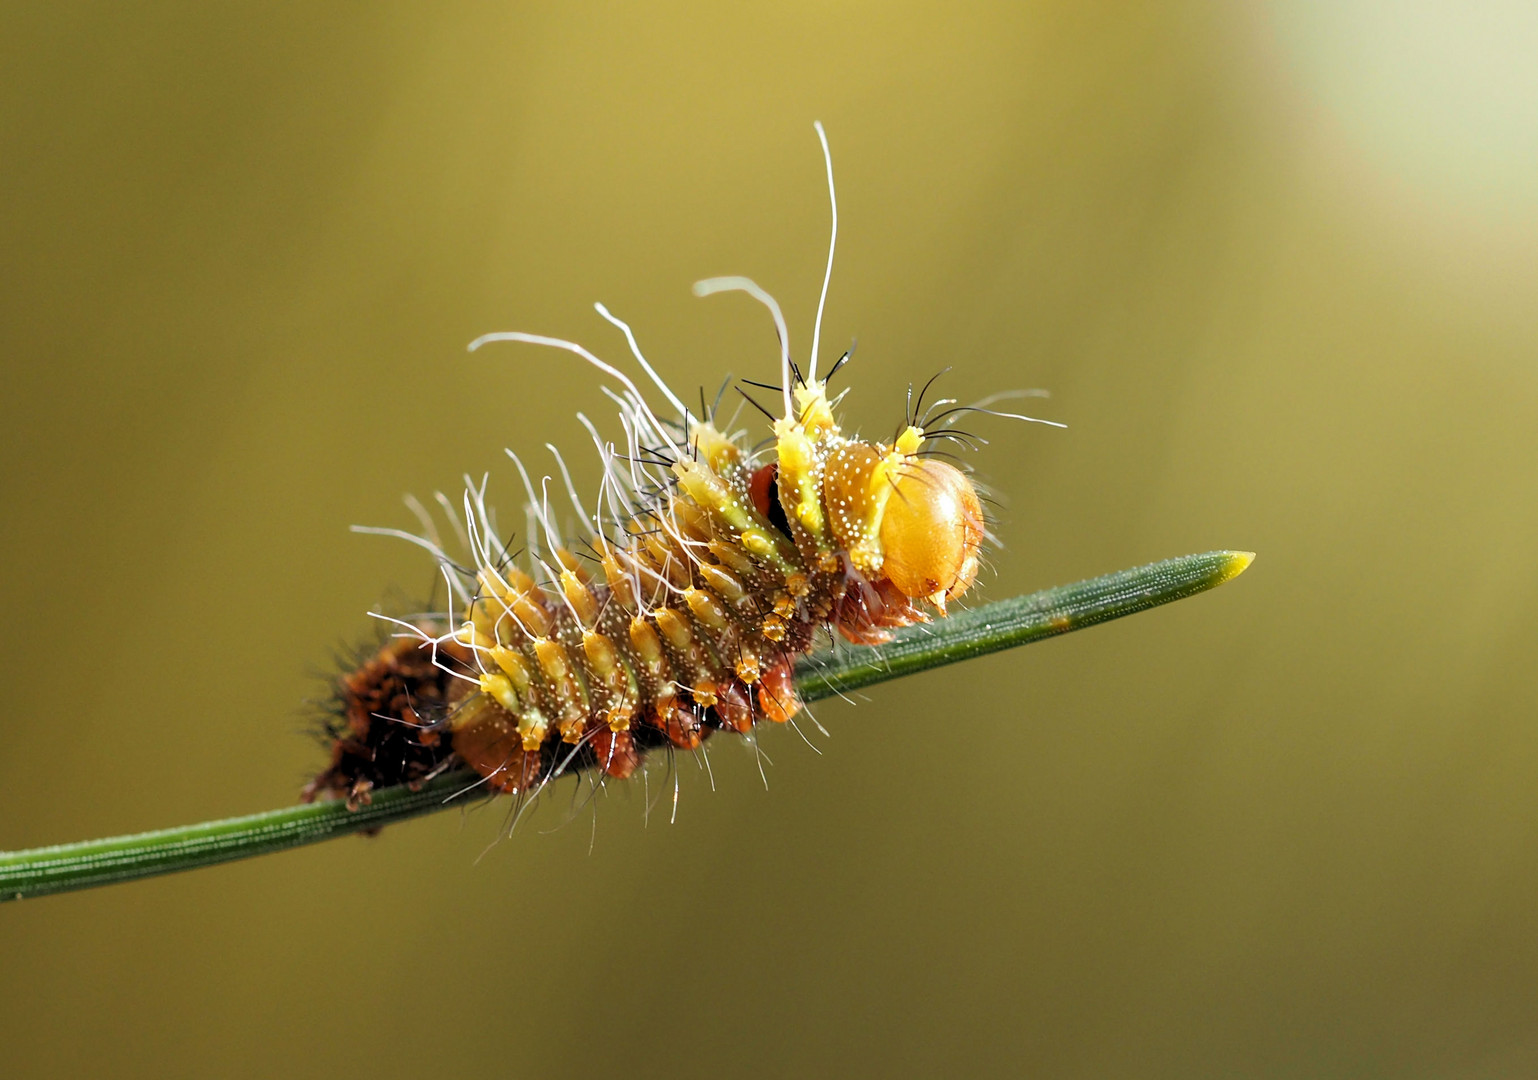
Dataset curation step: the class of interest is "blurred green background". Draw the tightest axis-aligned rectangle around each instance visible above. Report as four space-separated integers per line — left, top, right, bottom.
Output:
4 2 1538 1077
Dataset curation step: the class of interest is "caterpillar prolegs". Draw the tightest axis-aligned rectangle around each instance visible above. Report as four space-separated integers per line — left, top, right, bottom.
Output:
304 124 1063 811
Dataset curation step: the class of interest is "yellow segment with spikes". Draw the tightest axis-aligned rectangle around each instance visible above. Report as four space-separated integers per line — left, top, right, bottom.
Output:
773 379 838 557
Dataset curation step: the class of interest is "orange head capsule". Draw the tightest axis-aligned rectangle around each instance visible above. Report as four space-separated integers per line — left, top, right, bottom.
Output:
878 458 985 611
818 425 988 613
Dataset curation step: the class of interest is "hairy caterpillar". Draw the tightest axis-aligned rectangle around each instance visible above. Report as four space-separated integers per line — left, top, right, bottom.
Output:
304 124 1062 812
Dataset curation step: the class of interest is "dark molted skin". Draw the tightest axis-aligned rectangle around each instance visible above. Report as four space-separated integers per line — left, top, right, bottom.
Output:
304 634 469 808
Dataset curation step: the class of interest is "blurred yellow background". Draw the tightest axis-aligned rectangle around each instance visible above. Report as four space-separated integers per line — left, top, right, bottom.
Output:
4 2 1538 1076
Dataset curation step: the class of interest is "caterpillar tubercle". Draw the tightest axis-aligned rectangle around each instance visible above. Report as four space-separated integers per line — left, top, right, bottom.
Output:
304 123 1063 812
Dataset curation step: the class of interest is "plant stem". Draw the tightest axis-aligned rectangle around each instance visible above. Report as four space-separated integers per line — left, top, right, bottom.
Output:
0 550 1252 903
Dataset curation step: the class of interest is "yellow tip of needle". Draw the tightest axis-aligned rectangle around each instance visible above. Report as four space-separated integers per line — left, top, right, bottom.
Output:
1216 550 1256 584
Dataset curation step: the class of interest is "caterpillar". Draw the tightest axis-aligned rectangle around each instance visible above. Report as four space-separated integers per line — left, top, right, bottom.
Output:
304 123 1063 812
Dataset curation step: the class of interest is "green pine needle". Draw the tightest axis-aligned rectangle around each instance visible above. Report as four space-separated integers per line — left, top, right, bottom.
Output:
0 550 1253 903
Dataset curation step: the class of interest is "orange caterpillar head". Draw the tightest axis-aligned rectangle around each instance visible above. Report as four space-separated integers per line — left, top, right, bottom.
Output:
736 372 994 626
819 420 985 613
749 422 986 614
869 455 986 606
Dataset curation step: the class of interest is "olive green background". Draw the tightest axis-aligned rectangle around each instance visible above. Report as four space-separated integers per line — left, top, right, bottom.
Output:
4 3 1537 1077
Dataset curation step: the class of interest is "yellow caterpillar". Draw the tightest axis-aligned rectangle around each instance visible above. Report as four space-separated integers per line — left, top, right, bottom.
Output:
305 124 1061 809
